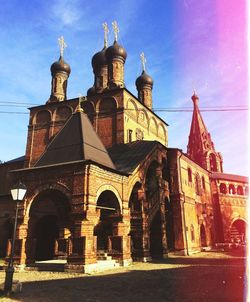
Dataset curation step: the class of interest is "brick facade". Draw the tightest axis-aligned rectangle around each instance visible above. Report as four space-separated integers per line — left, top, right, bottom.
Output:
0 34 247 270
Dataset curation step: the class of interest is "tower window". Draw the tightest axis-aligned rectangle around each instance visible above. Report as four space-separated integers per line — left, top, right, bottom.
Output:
195 174 201 195
219 183 227 194
202 176 206 191
190 224 195 242
229 184 236 195
128 129 133 143
237 186 243 195
188 168 192 183
209 153 217 172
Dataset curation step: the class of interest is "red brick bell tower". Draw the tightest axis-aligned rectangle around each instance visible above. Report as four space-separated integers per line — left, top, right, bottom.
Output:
187 92 223 172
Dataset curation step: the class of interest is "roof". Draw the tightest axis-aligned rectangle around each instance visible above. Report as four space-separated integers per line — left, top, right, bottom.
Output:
2 155 25 164
35 111 115 169
108 140 159 173
210 172 248 183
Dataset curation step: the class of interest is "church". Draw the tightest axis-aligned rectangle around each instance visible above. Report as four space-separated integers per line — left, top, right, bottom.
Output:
0 22 247 272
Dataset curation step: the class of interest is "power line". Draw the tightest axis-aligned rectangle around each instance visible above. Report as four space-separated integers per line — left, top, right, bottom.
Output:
0 107 248 115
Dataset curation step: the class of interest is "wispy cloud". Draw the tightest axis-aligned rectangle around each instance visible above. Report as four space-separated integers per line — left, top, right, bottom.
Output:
50 0 83 26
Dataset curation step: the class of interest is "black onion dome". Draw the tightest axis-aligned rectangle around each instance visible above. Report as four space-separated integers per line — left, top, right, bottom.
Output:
135 70 153 89
91 47 107 69
51 56 71 75
106 41 127 62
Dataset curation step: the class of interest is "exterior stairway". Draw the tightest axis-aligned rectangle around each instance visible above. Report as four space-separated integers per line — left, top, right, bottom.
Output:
96 250 120 272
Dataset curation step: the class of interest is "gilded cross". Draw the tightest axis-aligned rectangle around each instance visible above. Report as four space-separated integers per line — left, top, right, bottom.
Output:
58 36 67 57
112 20 119 41
102 22 109 48
140 52 146 71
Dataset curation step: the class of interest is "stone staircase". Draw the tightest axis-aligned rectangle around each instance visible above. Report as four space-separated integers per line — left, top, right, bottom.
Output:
96 250 120 271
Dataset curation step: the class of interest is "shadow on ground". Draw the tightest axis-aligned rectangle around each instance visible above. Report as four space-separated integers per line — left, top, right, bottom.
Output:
0 257 246 302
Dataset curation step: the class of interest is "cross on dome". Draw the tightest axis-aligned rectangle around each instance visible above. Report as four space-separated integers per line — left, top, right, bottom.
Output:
102 22 109 48
58 36 67 57
140 52 146 71
112 21 119 41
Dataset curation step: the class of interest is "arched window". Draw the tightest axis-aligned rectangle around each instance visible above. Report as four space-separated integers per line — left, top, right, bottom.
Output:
190 224 195 242
229 184 236 195
209 153 217 172
56 106 72 121
219 183 227 194
36 110 51 124
195 174 201 195
202 176 206 191
188 168 192 183
245 186 248 196
237 186 243 195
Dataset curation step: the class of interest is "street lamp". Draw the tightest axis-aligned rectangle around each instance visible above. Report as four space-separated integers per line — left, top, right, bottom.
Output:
4 181 27 296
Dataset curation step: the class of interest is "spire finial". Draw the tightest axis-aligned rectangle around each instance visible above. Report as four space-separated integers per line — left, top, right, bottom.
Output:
140 52 146 71
58 36 67 57
102 22 109 48
192 89 199 106
112 20 119 42
75 94 84 113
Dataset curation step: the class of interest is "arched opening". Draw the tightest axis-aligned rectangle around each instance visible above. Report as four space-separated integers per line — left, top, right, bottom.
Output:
94 190 121 253
245 186 248 195
190 224 195 242
237 186 243 195
129 182 143 260
0 219 13 258
209 153 217 172
35 215 59 261
56 106 72 121
195 174 201 195
150 210 163 258
202 176 206 191
230 219 246 243
28 189 71 262
200 224 207 247
229 184 236 195
219 183 227 194
145 161 159 207
35 110 51 124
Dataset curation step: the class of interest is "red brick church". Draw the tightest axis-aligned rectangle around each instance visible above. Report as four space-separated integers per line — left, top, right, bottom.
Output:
0 23 247 272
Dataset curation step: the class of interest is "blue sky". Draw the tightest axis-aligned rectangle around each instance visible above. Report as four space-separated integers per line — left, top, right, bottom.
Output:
0 0 248 176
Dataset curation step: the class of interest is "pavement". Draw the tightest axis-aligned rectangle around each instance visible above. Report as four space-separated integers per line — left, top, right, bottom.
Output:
0 251 246 302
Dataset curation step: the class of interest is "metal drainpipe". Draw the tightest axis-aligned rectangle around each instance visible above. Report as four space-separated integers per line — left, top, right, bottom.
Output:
178 151 189 256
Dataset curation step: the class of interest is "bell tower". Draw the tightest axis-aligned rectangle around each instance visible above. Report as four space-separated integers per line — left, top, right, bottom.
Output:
187 92 223 172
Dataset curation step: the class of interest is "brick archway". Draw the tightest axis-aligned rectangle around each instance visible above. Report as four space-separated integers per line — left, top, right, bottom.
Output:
230 218 247 243
26 187 71 262
96 184 122 213
94 190 122 254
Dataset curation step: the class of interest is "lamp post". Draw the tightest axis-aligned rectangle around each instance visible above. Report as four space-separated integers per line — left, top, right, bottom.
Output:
4 181 27 296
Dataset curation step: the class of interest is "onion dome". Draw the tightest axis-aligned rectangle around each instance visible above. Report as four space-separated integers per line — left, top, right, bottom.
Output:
135 70 153 89
91 47 107 70
106 41 127 62
51 56 71 76
87 86 95 96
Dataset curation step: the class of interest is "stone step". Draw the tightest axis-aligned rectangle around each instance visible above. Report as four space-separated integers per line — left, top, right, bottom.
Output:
26 260 66 272
97 255 112 261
